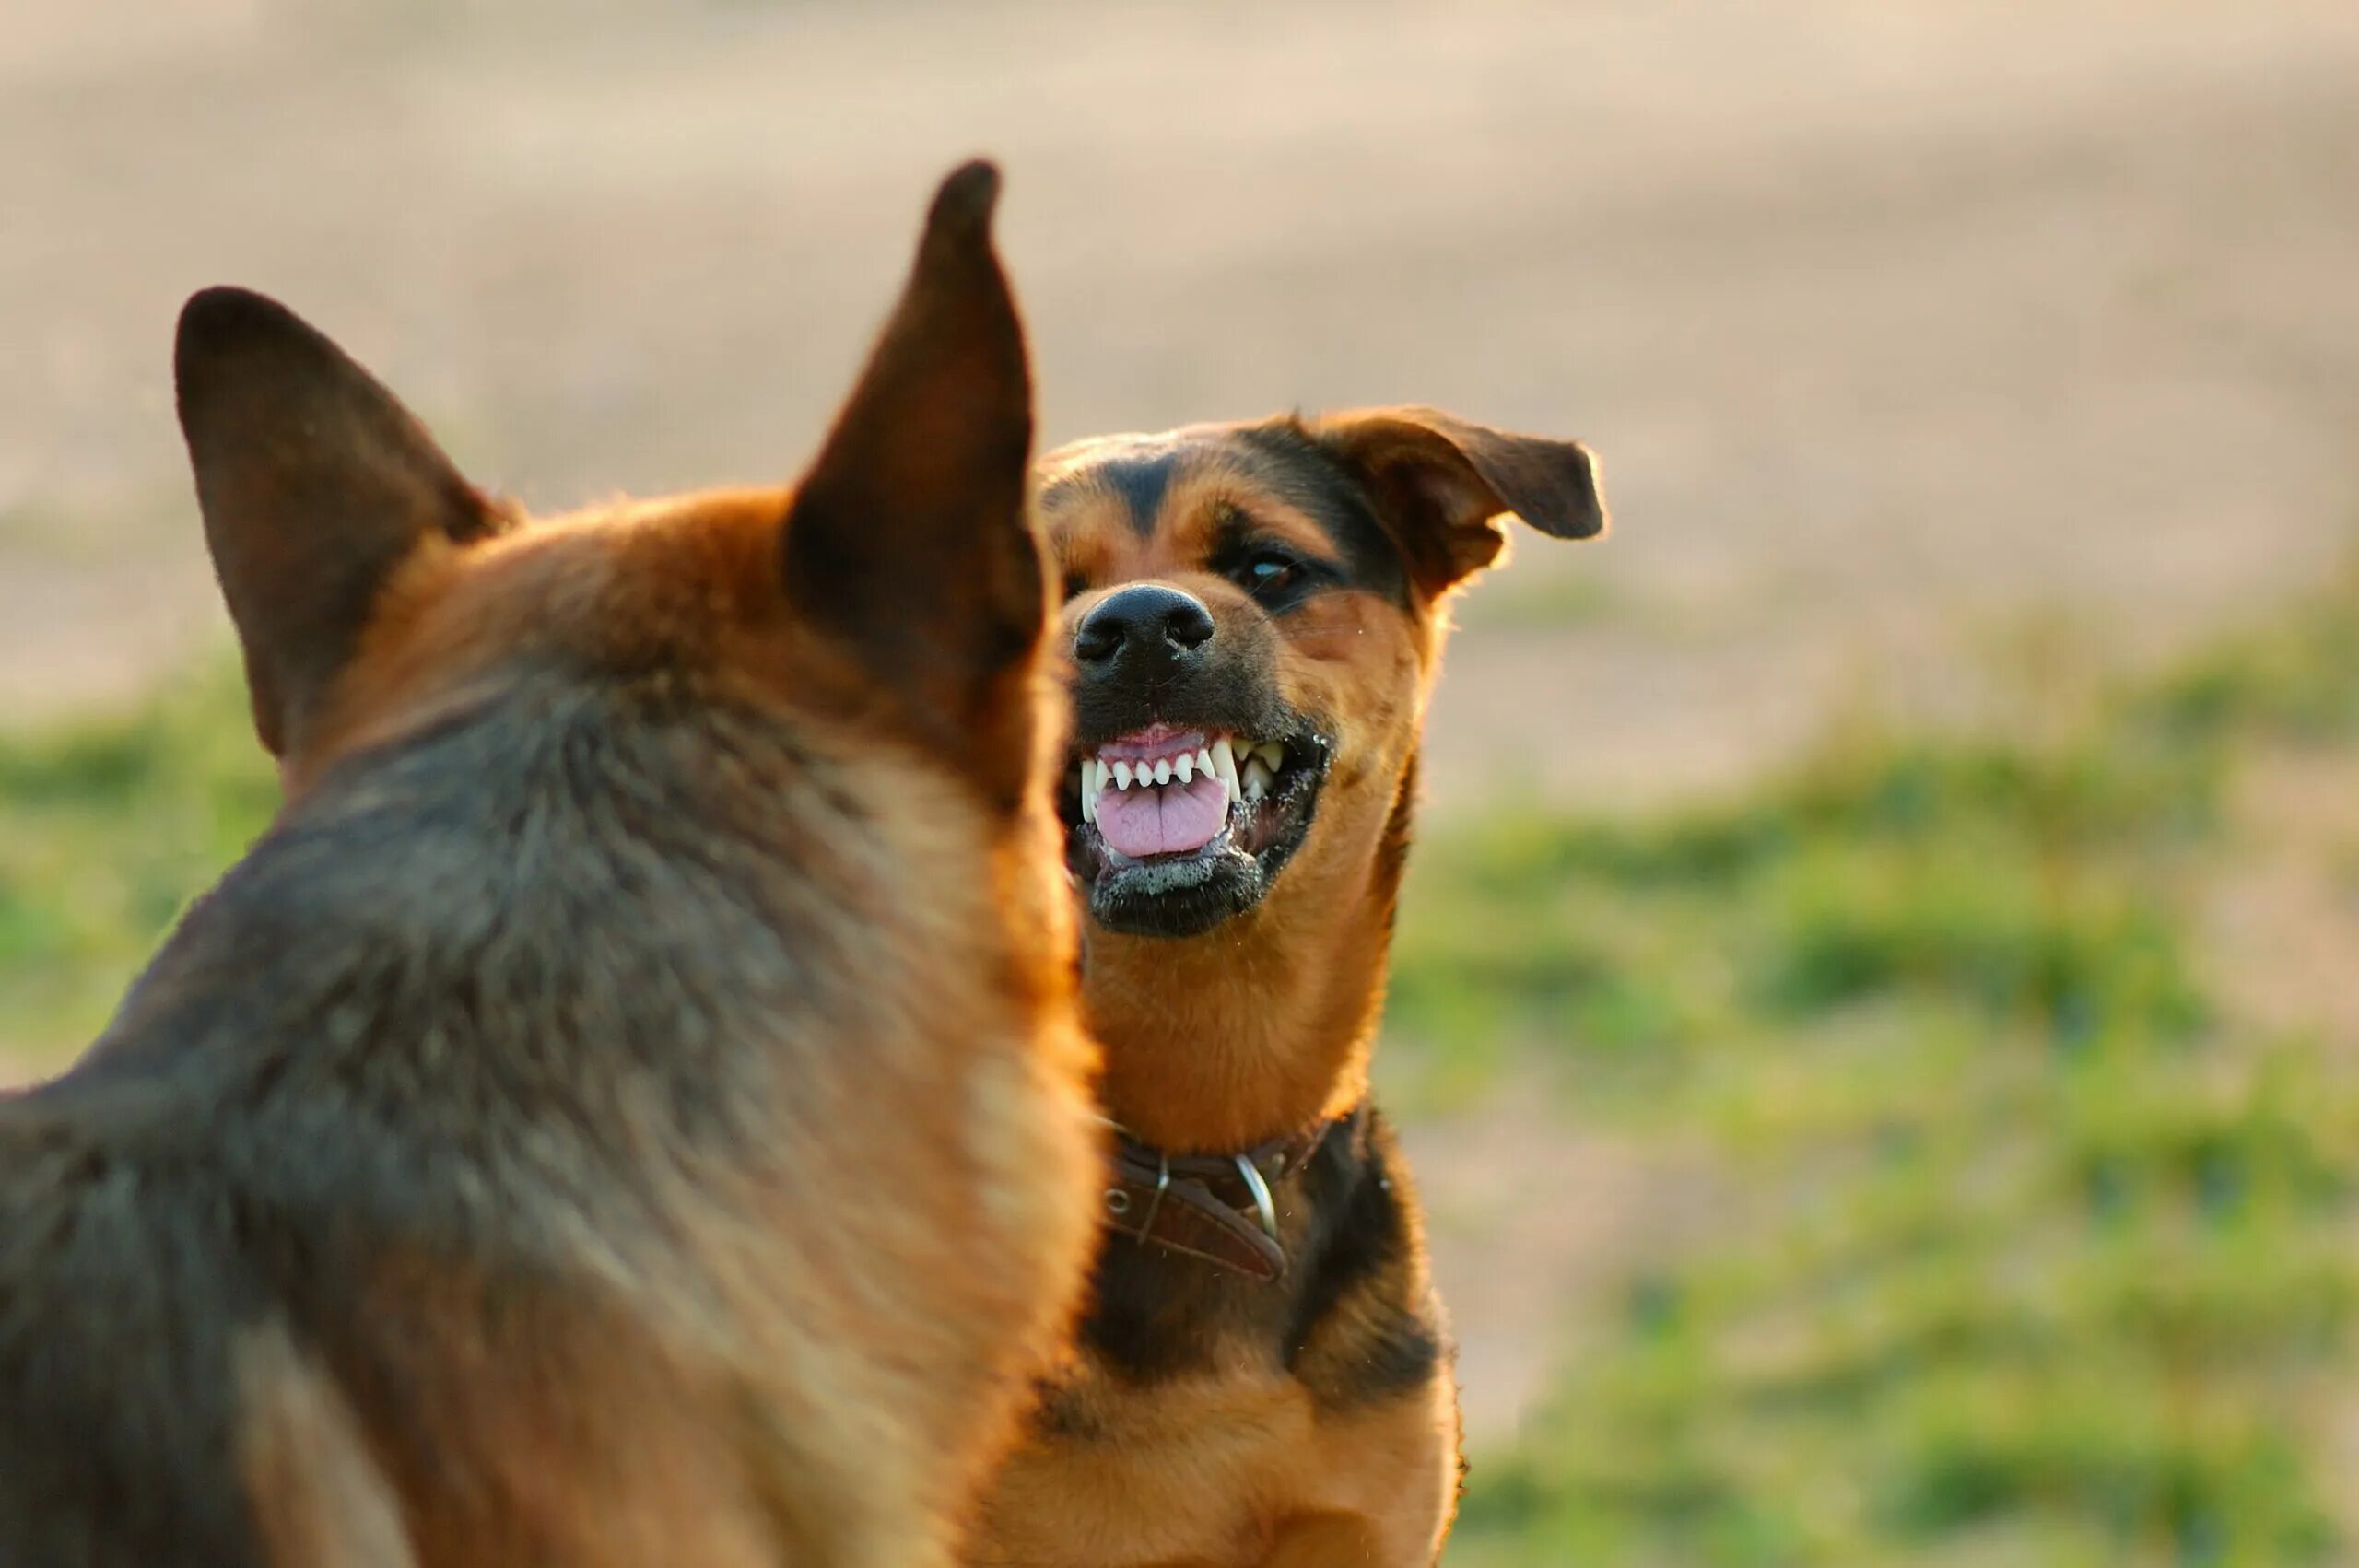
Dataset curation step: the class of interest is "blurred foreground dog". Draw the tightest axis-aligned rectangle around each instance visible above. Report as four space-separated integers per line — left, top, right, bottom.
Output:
0 163 1098 1567
968 409 1606 1565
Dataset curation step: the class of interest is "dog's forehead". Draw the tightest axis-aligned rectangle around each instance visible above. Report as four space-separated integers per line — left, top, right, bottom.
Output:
1039 424 1408 604
1039 427 1241 537
1040 426 1330 543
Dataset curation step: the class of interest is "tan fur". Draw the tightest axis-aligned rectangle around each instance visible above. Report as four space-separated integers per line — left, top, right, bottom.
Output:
976 1365 1456 1567
967 409 1603 1566
0 164 1097 1568
973 1153 1461 1568
236 1328 416 1568
1050 466 1438 1152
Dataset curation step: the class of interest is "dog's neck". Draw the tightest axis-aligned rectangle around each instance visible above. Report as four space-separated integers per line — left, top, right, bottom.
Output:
95 697 985 1131
1081 756 1418 1153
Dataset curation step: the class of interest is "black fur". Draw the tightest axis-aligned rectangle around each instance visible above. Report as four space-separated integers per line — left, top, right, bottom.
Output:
1233 420 1413 611
1042 423 1412 613
1074 1105 1446 1414
1093 450 1181 539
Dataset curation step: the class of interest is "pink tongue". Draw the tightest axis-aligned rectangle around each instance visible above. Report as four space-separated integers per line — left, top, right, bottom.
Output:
1097 771 1229 859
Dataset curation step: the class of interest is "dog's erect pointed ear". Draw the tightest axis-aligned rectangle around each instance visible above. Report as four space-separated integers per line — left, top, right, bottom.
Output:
782 160 1044 791
1309 406 1606 595
176 287 503 758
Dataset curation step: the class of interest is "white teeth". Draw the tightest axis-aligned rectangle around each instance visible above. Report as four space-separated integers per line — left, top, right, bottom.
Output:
1090 741 1261 802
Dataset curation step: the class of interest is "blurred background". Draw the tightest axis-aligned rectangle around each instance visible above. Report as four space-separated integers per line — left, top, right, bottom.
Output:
5 1 2358 1560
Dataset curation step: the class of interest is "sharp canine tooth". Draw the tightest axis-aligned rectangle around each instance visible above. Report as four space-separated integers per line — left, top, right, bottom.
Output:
1153 758 1173 785
1242 757 1273 802
1176 753 1193 783
1114 761 1133 790
1080 764 1097 824
1210 738 1239 790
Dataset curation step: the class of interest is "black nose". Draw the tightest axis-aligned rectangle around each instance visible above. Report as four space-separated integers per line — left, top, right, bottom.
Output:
1074 584 1215 671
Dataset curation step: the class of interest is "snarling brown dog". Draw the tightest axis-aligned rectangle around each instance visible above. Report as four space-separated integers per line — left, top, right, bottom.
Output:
0 164 1098 1568
965 411 1605 1566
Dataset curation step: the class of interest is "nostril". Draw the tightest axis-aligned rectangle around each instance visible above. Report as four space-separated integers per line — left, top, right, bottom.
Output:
1074 618 1123 664
1163 599 1215 650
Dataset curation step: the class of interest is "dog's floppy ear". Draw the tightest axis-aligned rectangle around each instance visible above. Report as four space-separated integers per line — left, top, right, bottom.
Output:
176 288 503 758
1309 406 1605 595
782 160 1044 795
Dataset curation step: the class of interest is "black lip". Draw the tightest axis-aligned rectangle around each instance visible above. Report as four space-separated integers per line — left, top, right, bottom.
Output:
1068 666 1297 766
1061 726 1332 939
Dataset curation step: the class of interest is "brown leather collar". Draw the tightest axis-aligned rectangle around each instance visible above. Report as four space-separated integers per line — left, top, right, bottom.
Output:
1099 1116 1342 1283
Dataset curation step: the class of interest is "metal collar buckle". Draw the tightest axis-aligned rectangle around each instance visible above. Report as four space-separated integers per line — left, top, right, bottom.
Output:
1232 1152 1279 1242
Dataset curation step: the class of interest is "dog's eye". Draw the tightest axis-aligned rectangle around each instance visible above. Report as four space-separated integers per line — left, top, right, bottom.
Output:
1239 551 1303 597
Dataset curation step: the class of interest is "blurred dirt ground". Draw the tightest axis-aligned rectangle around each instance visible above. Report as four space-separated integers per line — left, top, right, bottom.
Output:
6 0 2359 1454
8 1 2359 803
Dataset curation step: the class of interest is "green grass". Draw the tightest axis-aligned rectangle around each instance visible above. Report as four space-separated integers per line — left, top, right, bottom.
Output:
1392 561 2359 1564
0 663 276 1059
4 560 2356 1563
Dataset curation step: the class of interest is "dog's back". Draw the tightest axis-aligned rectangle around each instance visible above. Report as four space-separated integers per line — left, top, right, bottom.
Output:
0 163 1097 1568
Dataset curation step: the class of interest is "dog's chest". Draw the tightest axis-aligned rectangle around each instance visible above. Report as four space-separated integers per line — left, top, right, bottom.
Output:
988 1363 1321 1566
